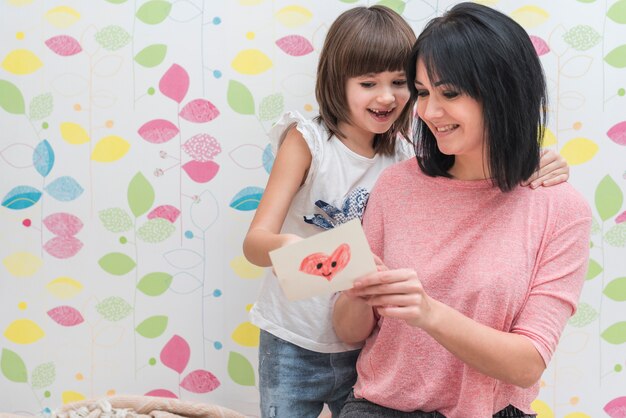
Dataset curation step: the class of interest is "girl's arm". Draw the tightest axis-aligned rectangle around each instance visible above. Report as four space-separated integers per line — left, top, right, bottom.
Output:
333 254 387 344
242 126 312 267
333 292 377 345
523 149 569 188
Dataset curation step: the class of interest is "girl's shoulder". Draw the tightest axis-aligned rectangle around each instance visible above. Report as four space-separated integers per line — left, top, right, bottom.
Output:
269 111 328 156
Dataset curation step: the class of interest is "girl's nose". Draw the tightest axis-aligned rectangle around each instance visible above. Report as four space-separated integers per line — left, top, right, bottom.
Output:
377 88 395 105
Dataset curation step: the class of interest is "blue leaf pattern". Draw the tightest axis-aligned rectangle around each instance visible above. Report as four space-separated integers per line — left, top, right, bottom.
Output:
230 186 264 211
33 139 55 178
44 176 84 201
1 185 42 210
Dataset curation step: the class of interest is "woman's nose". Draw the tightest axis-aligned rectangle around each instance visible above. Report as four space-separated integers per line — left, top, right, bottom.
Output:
422 96 443 119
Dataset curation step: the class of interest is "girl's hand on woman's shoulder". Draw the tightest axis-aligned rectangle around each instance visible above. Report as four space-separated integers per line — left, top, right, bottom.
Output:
522 149 569 188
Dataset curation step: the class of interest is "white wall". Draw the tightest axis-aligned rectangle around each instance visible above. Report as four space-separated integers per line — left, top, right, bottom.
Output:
1 0 624 416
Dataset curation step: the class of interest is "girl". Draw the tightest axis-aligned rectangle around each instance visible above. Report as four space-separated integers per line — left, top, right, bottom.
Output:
243 5 568 418
333 3 592 418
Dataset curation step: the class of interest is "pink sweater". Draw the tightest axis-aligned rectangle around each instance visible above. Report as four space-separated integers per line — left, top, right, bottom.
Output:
354 159 592 417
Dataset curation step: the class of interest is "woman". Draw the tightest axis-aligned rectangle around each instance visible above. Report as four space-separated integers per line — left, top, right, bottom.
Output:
333 3 592 417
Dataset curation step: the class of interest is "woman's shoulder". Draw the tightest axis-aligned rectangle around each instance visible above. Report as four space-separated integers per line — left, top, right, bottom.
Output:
374 158 421 191
526 182 592 227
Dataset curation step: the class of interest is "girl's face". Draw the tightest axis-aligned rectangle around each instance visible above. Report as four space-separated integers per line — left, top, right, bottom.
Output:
414 59 487 176
340 71 410 146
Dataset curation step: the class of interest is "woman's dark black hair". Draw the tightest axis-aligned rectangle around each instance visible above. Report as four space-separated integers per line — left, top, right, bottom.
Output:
406 2 547 191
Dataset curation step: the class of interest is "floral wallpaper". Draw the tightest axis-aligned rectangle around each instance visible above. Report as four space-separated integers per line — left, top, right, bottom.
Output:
0 0 624 417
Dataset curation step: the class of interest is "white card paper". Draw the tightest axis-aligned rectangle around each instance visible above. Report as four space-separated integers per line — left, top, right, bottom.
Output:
269 218 377 301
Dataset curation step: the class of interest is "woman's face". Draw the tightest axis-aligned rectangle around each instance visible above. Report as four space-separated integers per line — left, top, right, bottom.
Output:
414 59 487 174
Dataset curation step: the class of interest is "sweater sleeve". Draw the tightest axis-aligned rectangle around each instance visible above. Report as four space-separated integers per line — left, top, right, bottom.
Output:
511 190 592 366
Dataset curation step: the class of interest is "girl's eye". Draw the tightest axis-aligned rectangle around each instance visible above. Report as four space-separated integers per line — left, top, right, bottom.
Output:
393 80 408 86
360 82 375 88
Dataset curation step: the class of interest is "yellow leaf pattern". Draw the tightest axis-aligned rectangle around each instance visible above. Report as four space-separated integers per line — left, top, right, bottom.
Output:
91 136 130 162
4 319 45 344
2 252 43 277
510 6 549 28
560 137 599 165
230 256 264 279
231 49 273 75
60 122 91 145
45 6 81 28
2 49 43 75
46 277 84 299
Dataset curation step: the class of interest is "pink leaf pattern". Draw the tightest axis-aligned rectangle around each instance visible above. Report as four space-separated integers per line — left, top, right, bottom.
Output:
182 160 219 183
45 35 82 56
179 99 220 123
617 211 626 224
530 35 550 56
44 236 83 259
47 306 84 326
138 119 179 144
159 64 189 104
180 370 220 393
160 335 190 374
604 396 626 418
276 35 314 56
607 121 626 145
182 134 221 162
43 212 83 236
148 205 181 223
144 389 178 399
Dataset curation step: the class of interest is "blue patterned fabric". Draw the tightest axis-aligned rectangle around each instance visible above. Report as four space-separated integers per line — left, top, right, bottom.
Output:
303 187 369 230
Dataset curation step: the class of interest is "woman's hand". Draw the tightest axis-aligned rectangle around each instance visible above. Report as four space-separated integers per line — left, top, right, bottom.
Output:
347 268 434 329
522 149 569 188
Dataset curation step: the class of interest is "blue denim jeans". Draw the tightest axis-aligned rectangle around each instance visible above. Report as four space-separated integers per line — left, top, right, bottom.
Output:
339 390 537 417
258 330 360 418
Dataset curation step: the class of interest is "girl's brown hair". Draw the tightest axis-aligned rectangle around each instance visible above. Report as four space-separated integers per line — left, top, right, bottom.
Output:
315 6 416 155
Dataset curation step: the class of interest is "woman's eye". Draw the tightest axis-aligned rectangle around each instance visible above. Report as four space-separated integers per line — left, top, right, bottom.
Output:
443 91 460 99
416 90 429 97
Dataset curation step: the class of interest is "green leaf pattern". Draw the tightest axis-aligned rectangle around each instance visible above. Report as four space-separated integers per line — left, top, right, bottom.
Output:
136 315 168 338
258 94 284 121
563 25 601 51
1 349 27 383
31 363 55 389
96 297 133 321
603 277 626 301
95 25 131 51
137 218 175 243
28 93 53 121
99 208 134 233
604 223 626 247
568 302 598 327
128 172 155 218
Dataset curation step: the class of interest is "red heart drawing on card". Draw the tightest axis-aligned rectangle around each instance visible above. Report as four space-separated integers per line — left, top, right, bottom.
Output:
299 243 351 281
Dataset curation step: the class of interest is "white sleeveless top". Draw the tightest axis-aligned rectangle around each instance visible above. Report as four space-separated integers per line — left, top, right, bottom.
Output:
249 111 414 353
